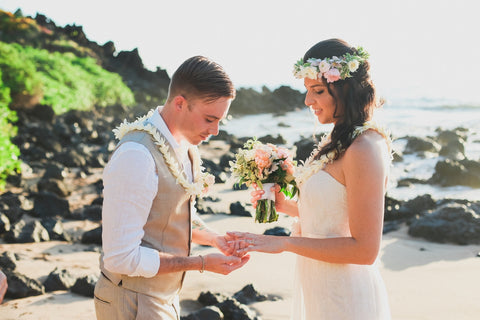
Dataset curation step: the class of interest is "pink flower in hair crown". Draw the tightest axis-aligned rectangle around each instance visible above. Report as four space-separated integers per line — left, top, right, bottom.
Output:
324 68 341 83
293 46 369 83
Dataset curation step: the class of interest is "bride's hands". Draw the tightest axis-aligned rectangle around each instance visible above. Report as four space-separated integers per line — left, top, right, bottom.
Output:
227 231 286 255
250 183 288 212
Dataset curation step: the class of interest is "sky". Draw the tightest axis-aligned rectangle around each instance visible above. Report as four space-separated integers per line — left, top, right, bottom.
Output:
1 0 480 106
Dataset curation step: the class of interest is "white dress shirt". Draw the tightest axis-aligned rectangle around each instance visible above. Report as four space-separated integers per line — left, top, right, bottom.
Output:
102 106 195 277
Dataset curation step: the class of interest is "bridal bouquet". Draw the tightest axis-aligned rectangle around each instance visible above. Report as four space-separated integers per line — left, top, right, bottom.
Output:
229 139 298 223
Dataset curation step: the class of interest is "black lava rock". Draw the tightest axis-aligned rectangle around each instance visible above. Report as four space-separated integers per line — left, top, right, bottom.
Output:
4 270 45 299
70 274 98 297
44 268 76 292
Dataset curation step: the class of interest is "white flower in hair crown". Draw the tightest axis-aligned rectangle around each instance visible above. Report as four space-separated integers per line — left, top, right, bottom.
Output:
112 110 215 197
293 47 369 83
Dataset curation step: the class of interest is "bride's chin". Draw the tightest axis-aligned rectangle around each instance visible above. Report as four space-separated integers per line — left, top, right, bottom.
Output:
316 117 333 125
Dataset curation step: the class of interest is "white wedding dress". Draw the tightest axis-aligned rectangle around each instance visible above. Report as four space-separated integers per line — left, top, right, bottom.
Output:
292 170 391 320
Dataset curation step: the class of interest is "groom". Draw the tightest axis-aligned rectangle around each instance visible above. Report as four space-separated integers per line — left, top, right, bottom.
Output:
94 56 249 320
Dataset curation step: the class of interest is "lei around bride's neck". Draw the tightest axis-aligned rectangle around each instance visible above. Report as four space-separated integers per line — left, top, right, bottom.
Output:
294 121 392 186
312 119 365 161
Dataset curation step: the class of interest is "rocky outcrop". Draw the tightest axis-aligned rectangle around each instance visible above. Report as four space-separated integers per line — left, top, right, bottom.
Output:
4 10 307 116
383 194 480 245
403 136 441 155
264 226 291 236
3 270 45 299
32 14 171 107
81 226 102 245
429 159 480 187
43 268 76 292
229 202 252 217
408 203 480 244
4 220 50 243
183 284 276 320
230 86 304 116
70 274 98 297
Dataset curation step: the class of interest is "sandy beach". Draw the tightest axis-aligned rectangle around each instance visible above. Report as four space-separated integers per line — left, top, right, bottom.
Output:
1 184 479 320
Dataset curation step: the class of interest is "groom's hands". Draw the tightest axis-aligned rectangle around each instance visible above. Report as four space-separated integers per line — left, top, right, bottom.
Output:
213 234 250 257
203 253 250 275
190 212 250 258
213 235 235 256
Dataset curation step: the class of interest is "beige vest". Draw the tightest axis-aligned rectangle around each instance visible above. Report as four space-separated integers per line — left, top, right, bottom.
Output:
100 129 199 304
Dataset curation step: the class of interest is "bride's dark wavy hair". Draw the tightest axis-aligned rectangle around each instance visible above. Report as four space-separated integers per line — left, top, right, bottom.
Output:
303 38 382 161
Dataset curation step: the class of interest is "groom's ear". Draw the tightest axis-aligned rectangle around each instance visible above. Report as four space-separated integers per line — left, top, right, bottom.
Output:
173 95 187 111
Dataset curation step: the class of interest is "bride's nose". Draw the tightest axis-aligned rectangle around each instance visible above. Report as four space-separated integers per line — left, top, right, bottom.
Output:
304 91 314 107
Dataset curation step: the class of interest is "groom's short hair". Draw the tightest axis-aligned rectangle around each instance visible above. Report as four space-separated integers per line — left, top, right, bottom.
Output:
167 56 235 103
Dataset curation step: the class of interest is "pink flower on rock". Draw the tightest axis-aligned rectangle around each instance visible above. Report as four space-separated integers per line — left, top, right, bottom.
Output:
324 68 341 83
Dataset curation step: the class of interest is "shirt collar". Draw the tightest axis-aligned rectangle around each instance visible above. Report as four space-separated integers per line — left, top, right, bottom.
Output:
149 106 190 161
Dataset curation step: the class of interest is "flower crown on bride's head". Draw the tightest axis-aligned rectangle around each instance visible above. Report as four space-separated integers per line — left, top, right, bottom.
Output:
293 47 369 83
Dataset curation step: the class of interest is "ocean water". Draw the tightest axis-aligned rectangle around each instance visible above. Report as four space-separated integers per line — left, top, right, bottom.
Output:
220 102 480 201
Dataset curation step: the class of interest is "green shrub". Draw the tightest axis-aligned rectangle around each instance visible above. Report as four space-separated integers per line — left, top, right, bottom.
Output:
0 41 135 113
0 41 42 100
0 70 21 190
0 41 136 188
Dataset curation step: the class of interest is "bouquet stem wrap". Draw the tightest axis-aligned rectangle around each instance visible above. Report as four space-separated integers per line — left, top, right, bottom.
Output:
257 182 277 223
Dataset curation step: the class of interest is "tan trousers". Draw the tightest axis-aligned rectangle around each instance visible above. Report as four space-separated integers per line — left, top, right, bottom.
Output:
94 273 180 320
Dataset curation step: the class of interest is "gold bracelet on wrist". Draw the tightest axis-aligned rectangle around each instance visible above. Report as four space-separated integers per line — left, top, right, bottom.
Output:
199 255 205 273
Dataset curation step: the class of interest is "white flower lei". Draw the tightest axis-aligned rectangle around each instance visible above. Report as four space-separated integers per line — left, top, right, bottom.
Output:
112 110 214 197
293 121 392 186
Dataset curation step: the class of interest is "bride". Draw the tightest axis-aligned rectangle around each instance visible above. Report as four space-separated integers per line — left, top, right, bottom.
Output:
230 38 392 319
